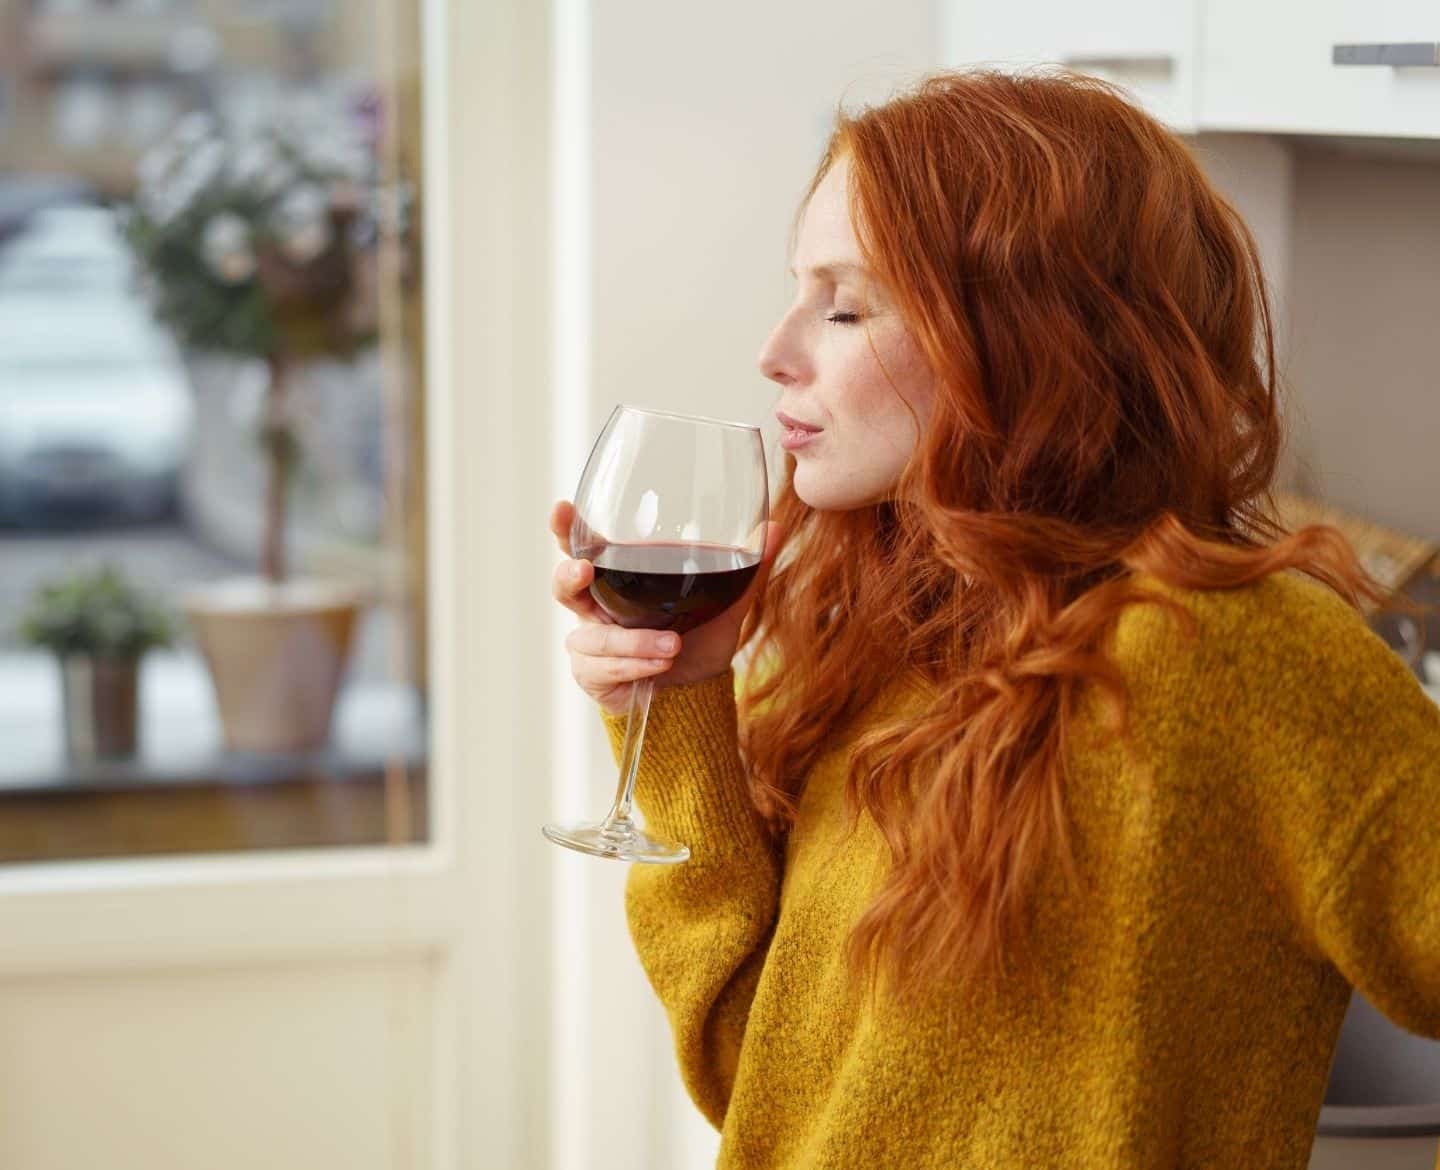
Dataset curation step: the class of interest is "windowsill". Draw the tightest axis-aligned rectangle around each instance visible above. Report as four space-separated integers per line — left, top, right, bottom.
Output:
0 649 425 792
0 650 428 863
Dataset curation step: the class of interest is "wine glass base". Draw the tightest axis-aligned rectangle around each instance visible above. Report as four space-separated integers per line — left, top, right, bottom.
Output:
542 819 690 864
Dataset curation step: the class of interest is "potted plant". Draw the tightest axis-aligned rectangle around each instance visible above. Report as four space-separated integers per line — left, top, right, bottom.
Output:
15 563 178 763
121 89 414 753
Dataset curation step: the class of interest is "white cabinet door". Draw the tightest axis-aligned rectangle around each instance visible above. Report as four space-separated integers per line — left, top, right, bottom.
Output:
1201 0 1440 137
939 0 1200 131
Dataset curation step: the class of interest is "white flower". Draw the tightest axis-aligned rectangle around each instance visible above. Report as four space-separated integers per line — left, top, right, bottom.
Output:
201 213 255 283
279 219 332 264
308 135 370 181
142 184 189 228
171 110 217 149
135 141 180 196
214 252 257 283
280 91 331 140
257 158 299 199
272 182 329 233
177 137 226 195
227 136 279 188
337 142 372 180
269 181 334 262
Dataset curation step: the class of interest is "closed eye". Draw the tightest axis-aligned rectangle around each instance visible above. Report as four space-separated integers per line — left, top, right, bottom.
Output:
826 312 861 325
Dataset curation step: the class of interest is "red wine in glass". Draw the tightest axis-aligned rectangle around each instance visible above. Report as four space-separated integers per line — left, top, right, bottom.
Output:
580 541 761 634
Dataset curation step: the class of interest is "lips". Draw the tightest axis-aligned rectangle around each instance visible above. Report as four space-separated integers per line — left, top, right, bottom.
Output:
775 410 822 432
777 409 823 453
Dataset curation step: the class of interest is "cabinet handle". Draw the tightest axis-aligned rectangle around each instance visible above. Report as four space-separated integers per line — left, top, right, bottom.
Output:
1332 43 1440 67
1059 52 1175 71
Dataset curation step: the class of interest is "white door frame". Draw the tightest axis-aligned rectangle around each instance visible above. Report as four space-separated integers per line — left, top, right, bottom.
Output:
0 0 558 1165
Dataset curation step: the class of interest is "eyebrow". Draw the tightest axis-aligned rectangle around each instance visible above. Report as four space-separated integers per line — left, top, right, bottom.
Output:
787 261 866 281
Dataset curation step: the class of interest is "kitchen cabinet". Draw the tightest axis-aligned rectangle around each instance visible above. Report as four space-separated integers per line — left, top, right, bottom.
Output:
941 0 1440 141
939 0 1200 130
1200 0 1440 138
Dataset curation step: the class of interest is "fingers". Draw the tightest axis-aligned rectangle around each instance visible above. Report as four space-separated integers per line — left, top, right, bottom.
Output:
549 499 575 555
551 499 611 556
549 500 602 620
583 655 675 686
565 621 678 691
566 624 679 686
550 497 673 703
551 556 608 622
565 624 681 660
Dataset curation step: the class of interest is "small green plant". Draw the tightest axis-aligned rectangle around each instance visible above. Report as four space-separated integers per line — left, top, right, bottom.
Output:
16 563 178 660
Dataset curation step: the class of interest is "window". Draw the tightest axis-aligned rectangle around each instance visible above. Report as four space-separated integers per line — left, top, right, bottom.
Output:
0 0 427 864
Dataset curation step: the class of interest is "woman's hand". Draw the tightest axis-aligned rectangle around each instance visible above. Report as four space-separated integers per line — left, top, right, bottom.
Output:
550 499 784 717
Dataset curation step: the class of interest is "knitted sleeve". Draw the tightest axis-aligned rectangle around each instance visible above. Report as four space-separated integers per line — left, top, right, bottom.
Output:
599 667 783 1130
1306 652 1440 1040
1216 573 1440 1039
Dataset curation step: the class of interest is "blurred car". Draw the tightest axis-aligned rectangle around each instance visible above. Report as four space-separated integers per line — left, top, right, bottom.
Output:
0 201 194 526
0 203 138 299
0 295 195 527
0 179 99 247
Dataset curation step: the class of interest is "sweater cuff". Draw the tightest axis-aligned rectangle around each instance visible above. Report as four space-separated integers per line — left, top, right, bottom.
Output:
598 669 764 855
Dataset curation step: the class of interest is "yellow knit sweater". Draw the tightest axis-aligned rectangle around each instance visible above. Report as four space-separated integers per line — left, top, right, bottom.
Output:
599 569 1440 1169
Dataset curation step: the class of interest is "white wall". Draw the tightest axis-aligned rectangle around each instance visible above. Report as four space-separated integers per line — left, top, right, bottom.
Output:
1192 133 1440 542
1286 143 1440 541
589 4 939 487
1188 132 1301 490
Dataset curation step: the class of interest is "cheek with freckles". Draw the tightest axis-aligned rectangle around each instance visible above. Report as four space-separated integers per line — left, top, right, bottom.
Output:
795 381 929 508
788 320 936 511
841 328 934 450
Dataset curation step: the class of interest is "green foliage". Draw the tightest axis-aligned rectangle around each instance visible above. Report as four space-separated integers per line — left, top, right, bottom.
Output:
117 97 413 583
16 563 178 660
119 107 405 362
122 186 277 358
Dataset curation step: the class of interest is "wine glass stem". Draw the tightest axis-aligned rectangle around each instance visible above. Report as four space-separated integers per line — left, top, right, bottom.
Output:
599 671 656 835
603 675 655 835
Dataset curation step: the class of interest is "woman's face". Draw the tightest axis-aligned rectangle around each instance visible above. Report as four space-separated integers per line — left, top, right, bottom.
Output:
757 155 937 511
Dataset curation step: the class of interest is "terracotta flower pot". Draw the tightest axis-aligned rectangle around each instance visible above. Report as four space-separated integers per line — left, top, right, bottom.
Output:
181 576 368 754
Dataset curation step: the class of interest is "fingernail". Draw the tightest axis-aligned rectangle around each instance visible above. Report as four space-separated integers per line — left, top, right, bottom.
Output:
567 562 582 581
659 634 679 652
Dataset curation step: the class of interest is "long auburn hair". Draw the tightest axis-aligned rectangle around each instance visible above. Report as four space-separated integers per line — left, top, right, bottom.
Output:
734 68 1419 1005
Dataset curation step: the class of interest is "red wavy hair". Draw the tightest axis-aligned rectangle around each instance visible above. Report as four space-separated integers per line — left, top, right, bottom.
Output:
734 68 1421 1005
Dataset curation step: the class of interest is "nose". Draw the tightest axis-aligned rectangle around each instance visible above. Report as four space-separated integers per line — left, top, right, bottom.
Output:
757 313 800 386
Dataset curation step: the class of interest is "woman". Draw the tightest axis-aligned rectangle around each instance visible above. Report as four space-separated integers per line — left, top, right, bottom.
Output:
549 69 1440 1169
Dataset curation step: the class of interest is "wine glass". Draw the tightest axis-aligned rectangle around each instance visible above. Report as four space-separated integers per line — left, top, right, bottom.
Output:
543 404 769 864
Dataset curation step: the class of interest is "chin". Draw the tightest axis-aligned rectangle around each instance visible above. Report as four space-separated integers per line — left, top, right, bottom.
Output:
792 466 886 512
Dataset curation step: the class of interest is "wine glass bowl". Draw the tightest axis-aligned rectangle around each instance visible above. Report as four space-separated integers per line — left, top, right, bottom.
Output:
544 404 769 864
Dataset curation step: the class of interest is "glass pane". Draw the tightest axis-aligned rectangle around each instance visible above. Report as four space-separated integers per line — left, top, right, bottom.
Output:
0 0 428 863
